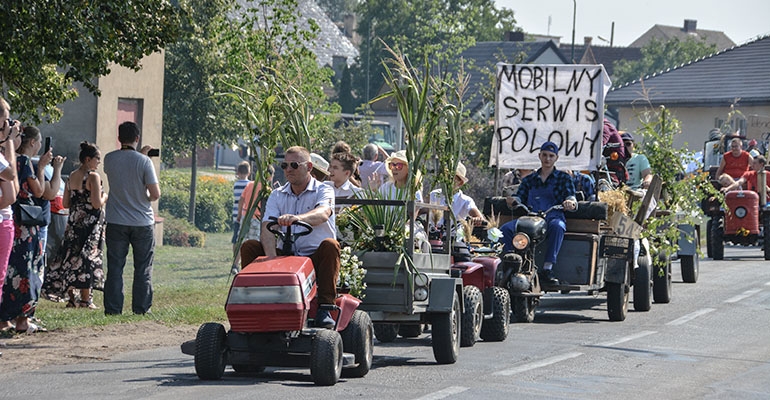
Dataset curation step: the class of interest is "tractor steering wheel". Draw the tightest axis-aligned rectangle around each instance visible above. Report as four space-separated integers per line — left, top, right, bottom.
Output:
266 218 314 255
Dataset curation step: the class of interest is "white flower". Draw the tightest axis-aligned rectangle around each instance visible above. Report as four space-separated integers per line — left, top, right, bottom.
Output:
487 227 503 243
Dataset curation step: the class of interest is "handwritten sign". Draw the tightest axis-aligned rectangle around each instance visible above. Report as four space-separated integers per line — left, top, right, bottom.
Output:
609 212 643 239
747 114 770 140
491 64 611 170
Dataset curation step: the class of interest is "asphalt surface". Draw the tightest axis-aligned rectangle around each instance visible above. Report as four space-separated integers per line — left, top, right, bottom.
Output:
2 245 769 400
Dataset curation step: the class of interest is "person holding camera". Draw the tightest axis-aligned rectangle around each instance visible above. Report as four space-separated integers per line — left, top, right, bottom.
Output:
0 125 56 333
102 121 160 315
0 99 20 334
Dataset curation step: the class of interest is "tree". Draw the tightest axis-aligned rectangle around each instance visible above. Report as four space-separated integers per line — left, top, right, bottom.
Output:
317 0 359 22
163 0 240 224
353 0 517 107
612 37 718 87
0 1 181 123
219 0 338 260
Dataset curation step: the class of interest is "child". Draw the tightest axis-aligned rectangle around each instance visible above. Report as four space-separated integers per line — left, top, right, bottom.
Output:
231 161 251 272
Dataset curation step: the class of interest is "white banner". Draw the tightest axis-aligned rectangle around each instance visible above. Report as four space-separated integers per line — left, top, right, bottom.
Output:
491 64 611 170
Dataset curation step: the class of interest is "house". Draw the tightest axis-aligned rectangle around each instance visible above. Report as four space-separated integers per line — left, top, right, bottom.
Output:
371 33 571 149
561 37 643 77
605 35 770 152
38 52 166 244
630 19 735 51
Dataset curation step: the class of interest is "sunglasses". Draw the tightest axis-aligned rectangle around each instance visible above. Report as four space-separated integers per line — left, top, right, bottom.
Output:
389 162 405 171
280 161 306 170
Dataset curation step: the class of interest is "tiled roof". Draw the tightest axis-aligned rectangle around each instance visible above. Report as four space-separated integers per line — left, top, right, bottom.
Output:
606 35 770 107
560 44 643 77
630 24 735 51
235 0 358 67
458 41 569 114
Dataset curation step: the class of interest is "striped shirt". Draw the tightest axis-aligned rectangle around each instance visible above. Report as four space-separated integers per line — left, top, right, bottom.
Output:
232 179 250 222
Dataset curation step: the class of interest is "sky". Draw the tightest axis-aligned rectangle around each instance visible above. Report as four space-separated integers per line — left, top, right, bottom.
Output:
494 0 770 48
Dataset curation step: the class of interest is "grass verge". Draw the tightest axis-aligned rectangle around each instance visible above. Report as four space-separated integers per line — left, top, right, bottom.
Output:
37 232 235 330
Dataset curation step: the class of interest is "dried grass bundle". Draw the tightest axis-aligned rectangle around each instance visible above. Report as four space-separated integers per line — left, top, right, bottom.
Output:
598 189 629 220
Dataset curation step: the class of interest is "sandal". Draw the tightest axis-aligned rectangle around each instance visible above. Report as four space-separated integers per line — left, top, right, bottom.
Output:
78 300 99 310
16 322 48 334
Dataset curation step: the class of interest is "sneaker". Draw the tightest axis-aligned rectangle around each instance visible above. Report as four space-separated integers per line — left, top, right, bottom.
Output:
230 265 240 275
314 309 335 329
539 269 560 286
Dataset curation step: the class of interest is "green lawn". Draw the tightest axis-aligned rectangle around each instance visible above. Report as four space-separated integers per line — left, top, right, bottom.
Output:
37 232 234 330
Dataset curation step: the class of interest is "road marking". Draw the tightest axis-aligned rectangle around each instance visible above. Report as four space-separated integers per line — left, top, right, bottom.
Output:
493 352 583 376
596 330 657 347
413 386 468 400
666 308 715 326
724 289 763 303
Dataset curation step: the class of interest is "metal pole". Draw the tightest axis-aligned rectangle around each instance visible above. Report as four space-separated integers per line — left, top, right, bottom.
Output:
571 0 576 63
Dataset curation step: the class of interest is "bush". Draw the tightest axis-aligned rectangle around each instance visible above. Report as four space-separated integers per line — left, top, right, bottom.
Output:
159 170 231 233
162 214 206 247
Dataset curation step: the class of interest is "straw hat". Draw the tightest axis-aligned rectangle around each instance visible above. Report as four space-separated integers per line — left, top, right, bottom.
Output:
455 161 469 185
386 150 408 165
309 153 329 176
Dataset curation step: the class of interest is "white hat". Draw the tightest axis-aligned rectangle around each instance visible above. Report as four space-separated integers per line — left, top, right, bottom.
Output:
455 162 469 185
310 153 329 176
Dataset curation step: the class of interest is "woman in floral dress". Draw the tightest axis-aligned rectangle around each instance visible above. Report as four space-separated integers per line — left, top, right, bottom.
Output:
0 127 52 333
43 142 107 309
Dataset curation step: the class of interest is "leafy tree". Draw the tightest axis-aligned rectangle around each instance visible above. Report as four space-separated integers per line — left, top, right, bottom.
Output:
163 0 240 223
0 1 181 123
219 0 337 262
317 0 359 22
354 0 517 107
612 37 718 87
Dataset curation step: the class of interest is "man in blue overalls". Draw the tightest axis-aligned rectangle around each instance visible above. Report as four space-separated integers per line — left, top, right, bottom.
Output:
500 141 578 286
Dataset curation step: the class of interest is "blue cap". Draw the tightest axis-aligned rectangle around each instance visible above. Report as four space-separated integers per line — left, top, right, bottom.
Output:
540 141 559 154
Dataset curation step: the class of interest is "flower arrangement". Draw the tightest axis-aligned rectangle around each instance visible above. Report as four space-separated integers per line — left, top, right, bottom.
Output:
339 246 366 299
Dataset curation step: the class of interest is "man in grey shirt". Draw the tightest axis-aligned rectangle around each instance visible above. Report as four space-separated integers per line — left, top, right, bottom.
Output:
103 121 161 315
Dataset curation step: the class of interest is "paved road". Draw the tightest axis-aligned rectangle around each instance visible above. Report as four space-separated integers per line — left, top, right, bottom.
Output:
2 246 769 399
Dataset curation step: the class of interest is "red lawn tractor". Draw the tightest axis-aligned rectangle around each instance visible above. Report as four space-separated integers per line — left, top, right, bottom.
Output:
183 220 373 386
708 190 770 260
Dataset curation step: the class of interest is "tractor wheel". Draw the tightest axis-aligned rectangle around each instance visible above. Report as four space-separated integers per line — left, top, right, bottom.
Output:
341 310 373 378
431 292 460 364
480 287 510 342
373 323 399 343
763 213 770 260
706 219 713 259
232 364 265 374
460 285 483 347
194 323 228 380
310 329 343 386
633 256 652 312
653 253 672 304
398 324 423 338
680 255 699 283
710 217 724 260
512 295 536 323
606 282 629 321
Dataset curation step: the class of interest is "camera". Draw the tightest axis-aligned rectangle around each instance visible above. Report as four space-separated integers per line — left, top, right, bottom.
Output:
44 137 52 154
148 148 160 157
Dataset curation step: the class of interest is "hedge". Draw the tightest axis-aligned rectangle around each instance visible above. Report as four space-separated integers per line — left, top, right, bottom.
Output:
159 169 231 233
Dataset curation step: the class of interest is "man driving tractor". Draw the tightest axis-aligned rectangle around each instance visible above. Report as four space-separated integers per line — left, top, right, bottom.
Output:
500 141 578 286
239 146 340 329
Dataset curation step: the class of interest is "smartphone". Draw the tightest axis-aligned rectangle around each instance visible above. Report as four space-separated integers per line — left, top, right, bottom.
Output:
148 148 160 157
44 137 52 154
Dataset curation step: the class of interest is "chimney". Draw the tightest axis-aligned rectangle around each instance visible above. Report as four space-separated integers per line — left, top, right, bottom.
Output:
504 31 525 42
584 36 593 46
683 19 697 32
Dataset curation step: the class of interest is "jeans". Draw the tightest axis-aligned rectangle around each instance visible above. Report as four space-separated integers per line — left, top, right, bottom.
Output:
104 223 155 315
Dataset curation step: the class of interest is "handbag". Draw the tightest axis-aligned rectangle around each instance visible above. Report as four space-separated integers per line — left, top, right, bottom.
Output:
14 198 47 226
